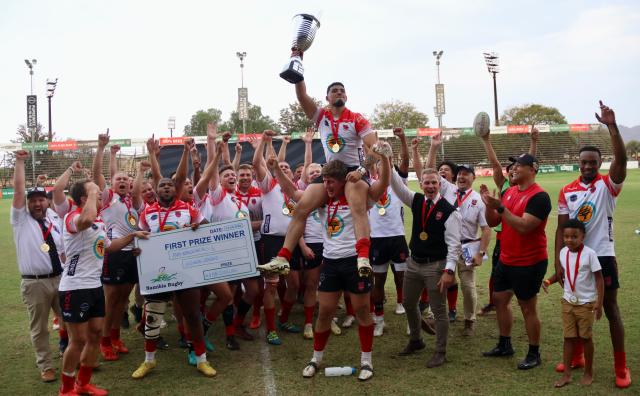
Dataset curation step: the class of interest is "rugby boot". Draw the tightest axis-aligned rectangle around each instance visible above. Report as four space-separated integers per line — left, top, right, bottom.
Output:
132 361 156 379
257 257 290 275
357 257 372 277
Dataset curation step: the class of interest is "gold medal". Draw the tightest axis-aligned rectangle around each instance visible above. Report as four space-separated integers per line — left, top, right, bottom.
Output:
331 144 340 153
419 231 428 241
378 207 386 216
569 295 579 304
237 212 246 219
127 213 137 227
282 207 290 215
40 243 50 253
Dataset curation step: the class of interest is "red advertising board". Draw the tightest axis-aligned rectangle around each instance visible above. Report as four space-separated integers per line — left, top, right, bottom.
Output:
569 124 590 132
507 125 530 134
416 128 440 137
159 137 188 146
49 140 78 150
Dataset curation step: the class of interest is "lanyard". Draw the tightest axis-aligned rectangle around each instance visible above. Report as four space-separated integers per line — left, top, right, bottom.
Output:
456 189 472 208
326 109 343 143
421 197 441 231
326 197 342 237
40 219 53 242
231 195 243 212
565 245 583 293
157 201 177 232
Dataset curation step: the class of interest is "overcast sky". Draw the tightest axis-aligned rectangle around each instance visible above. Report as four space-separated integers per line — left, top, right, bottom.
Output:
1 0 639 142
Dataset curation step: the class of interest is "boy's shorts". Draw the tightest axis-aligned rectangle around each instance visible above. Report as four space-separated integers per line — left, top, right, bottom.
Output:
561 299 595 339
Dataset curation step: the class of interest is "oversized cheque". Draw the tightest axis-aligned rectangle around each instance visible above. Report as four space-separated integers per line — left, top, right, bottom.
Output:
136 219 258 295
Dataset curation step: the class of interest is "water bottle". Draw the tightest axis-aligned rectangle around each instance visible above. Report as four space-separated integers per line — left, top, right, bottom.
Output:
324 366 356 376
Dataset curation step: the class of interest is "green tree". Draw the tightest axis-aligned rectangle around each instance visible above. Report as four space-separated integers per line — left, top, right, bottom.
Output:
184 108 223 136
499 104 567 125
220 103 281 134
370 100 429 129
626 140 640 159
279 98 323 133
12 123 48 143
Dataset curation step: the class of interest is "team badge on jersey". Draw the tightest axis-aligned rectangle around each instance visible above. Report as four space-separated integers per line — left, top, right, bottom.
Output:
327 214 344 238
93 236 106 259
576 201 596 224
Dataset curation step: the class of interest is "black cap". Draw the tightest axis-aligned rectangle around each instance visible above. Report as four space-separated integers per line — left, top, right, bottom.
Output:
455 164 475 175
508 153 539 173
27 187 47 199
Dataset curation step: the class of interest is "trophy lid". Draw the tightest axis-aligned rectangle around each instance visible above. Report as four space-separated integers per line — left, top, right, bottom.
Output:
293 13 321 28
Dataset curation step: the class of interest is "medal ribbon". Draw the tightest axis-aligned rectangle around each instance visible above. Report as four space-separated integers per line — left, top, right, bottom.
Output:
565 245 583 293
326 109 342 148
40 220 53 243
421 197 441 232
455 189 472 208
157 201 177 232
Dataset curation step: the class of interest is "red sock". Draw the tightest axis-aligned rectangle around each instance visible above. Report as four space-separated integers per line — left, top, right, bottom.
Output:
177 324 187 338
185 330 193 343
76 365 93 387
145 339 157 353
345 295 355 316
488 277 495 305
61 373 75 393
59 328 68 340
396 287 403 304
100 336 111 348
193 340 206 356
572 338 584 362
313 329 330 352
355 238 371 259
304 305 314 325
110 327 120 341
277 247 292 262
420 289 429 304
614 351 627 377
358 324 374 353
447 285 458 311
279 299 294 323
264 307 276 332
225 324 235 336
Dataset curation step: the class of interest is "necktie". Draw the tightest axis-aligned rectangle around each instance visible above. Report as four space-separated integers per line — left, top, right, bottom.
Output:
454 189 465 208
37 218 63 274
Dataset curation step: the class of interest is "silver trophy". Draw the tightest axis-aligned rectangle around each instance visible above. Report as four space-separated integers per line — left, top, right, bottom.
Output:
279 14 321 84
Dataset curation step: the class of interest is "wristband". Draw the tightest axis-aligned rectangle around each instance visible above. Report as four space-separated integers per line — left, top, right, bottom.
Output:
356 166 367 176
443 269 454 275
497 205 505 214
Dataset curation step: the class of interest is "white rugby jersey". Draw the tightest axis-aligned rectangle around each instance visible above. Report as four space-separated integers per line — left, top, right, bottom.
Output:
198 185 250 223
455 189 488 241
139 200 203 233
558 174 621 256
59 209 108 291
54 197 78 218
258 173 296 236
319 196 357 259
235 186 263 241
370 182 406 238
314 107 373 167
100 189 140 251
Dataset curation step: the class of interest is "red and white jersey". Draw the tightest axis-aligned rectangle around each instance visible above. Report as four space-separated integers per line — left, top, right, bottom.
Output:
100 189 140 251
54 197 78 218
235 186 263 241
304 208 325 244
314 107 373 167
319 196 356 259
558 174 622 256
370 182 406 238
198 185 250 223
59 209 108 291
139 200 203 233
258 173 296 236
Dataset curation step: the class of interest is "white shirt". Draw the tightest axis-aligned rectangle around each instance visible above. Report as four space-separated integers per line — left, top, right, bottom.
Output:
139 200 203 233
258 173 295 236
439 176 458 205
313 107 373 167
100 189 140 251
559 245 602 304
455 189 488 241
10 206 64 276
234 186 263 241
369 183 406 238
558 174 621 256
318 196 357 259
390 170 462 272
59 210 108 291
54 197 77 218
196 185 250 223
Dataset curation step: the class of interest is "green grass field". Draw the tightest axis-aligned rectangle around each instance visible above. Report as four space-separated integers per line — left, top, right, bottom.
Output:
1 171 638 395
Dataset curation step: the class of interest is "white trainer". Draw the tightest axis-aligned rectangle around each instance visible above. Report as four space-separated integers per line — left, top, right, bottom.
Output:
395 303 405 315
257 256 290 275
342 315 355 328
330 318 342 335
373 318 385 337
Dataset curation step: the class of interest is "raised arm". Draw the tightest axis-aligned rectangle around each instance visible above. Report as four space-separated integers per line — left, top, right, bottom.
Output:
278 135 290 163
393 128 410 174
232 142 242 172
53 161 82 206
12 150 29 209
411 138 423 178
367 146 391 202
190 144 202 186
146 135 162 189
596 100 627 184
267 155 303 201
301 128 314 185
480 134 507 190
390 165 415 206
221 132 232 166
426 131 442 169
195 143 223 199
252 132 270 182
76 182 100 231
528 126 539 157
174 139 192 199
109 144 120 181
92 130 110 191
132 160 150 210
295 80 319 120
205 122 217 168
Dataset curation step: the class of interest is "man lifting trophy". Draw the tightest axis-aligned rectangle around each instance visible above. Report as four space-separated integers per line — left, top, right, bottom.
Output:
279 13 321 83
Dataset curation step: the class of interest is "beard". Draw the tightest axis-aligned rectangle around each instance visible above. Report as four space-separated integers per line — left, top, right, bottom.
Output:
333 99 345 108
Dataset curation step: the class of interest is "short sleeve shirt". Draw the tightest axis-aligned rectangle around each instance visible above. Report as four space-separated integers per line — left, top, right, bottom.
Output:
100 189 140 250
318 196 356 259
258 173 296 236
559 245 602 303
139 200 203 233
314 107 373 167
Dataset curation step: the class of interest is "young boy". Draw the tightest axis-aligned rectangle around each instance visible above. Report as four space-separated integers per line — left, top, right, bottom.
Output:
543 219 603 387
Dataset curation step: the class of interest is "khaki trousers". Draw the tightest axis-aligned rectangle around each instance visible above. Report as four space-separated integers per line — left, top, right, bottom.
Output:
20 276 61 372
403 258 448 353
457 257 477 322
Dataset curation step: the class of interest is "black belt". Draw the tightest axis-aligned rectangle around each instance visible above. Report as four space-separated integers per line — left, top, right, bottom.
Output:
21 272 61 280
461 238 480 244
411 255 444 264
